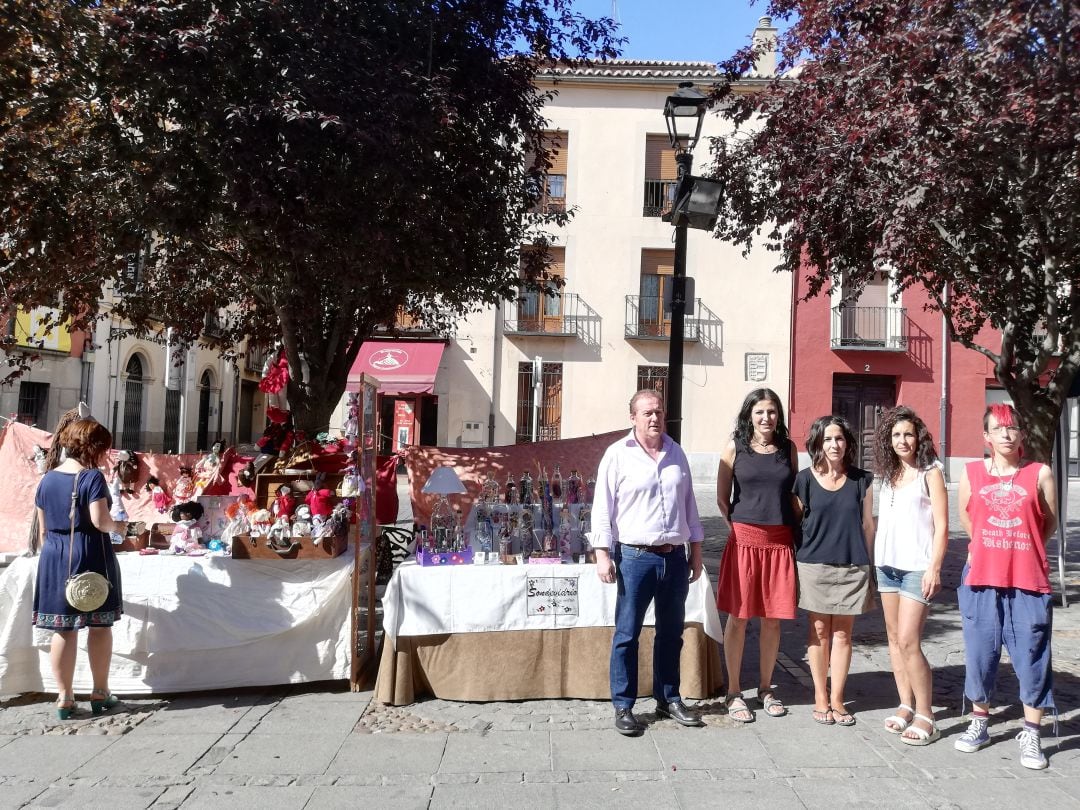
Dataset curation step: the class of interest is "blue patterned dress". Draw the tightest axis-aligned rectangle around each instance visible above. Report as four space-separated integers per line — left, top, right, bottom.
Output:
33 469 124 630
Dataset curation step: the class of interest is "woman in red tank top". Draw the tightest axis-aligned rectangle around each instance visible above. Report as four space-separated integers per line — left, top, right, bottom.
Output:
955 404 1058 770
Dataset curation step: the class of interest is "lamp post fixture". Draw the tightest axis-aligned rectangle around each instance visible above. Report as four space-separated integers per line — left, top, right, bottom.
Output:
662 82 708 444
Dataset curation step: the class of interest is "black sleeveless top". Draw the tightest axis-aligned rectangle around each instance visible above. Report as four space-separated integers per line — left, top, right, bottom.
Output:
729 439 796 527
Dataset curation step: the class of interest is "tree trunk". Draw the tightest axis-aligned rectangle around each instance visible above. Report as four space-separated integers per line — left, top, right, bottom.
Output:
287 374 347 439
1003 379 1061 463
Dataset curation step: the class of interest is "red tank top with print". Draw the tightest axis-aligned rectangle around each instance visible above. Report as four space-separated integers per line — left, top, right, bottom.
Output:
964 460 1050 593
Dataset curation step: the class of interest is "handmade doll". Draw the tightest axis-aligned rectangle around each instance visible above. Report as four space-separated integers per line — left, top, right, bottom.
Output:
114 450 140 495
272 485 296 519
31 446 47 475
269 515 292 543
109 475 128 545
170 501 205 554
249 508 273 537
259 346 290 412
291 504 313 537
193 441 227 496
310 514 328 542
339 469 361 497
146 476 173 513
173 466 196 503
220 496 255 548
305 486 335 519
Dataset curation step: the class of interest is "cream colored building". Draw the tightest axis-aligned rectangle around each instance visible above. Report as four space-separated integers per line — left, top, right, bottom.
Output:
399 55 793 474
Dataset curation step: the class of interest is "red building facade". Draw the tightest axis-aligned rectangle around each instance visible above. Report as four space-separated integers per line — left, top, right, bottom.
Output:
788 272 1001 476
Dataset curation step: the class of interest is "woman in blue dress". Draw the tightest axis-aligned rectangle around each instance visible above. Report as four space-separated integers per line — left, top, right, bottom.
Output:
33 419 129 719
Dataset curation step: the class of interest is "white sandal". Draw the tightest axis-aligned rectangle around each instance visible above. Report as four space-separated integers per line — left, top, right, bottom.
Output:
901 714 941 746
883 703 914 734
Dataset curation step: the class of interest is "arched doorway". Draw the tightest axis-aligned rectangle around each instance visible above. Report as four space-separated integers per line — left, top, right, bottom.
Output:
121 355 144 451
197 369 214 450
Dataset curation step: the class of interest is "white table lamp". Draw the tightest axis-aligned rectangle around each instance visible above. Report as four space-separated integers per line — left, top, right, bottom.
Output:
423 466 467 540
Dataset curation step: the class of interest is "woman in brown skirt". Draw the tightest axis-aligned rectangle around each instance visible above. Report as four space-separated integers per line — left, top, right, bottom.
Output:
792 415 876 726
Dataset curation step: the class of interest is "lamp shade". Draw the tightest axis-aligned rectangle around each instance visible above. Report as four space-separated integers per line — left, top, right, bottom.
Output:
422 466 467 496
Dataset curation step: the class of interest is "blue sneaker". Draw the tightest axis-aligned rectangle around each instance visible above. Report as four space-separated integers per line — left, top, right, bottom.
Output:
954 715 990 753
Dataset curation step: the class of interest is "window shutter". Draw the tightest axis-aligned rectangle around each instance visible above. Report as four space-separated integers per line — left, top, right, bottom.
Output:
645 135 677 180
640 248 675 277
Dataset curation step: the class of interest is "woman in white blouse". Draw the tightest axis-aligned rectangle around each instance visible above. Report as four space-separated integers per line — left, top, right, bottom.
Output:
872 406 948 746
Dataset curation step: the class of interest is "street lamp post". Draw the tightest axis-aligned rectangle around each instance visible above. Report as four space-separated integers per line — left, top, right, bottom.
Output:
662 82 708 444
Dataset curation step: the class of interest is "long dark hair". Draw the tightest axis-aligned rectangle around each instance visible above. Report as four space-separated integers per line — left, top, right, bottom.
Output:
873 406 939 484
806 415 858 471
733 388 790 456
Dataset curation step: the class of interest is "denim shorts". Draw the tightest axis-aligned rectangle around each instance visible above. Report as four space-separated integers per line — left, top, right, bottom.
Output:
875 565 929 605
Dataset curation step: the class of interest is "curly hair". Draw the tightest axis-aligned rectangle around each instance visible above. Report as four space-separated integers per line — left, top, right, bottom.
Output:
59 419 112 467
873 406 939 484
806 415 858 471
732 388 790 461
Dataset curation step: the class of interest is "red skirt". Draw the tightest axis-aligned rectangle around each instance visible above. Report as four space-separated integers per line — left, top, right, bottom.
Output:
717 522 797 620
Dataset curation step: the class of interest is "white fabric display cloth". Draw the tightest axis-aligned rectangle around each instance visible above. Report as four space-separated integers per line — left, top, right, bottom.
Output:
382 560 724 643
0 552 354 695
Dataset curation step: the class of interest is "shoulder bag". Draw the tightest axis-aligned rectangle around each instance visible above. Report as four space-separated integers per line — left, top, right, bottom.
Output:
64 471 112 613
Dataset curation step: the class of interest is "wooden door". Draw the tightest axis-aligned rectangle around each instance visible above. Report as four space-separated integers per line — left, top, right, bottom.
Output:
832 375 896 469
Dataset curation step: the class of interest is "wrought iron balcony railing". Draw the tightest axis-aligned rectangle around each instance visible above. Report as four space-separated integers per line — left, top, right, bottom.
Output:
504 291 589 339
624 295 702 342
830 305 908 350
643 179 678 218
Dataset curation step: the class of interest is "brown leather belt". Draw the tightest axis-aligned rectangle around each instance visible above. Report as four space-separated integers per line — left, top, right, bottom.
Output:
621 542 679 554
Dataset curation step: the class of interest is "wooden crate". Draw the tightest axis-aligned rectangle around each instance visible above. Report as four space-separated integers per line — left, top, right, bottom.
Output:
230 471 353 560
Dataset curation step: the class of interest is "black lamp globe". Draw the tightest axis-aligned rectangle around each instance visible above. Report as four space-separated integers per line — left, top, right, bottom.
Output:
663 81 708 152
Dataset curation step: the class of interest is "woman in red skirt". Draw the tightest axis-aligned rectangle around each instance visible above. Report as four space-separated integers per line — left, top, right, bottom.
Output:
715 388 799 722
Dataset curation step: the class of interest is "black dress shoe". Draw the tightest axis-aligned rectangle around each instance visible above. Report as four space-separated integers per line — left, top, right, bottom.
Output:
614 708 644 736
655 700 704 727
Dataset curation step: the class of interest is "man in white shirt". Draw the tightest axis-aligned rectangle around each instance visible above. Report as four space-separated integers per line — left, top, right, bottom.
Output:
590 390 705 735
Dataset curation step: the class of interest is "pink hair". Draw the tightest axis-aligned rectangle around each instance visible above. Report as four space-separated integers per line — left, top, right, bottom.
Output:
986 403 1019 429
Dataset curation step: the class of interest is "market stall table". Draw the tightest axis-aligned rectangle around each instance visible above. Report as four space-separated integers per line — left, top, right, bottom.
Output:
0 549 366 695
374 559 724 705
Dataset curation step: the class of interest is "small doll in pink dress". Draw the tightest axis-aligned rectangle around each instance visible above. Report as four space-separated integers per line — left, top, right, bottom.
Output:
170 501 205 554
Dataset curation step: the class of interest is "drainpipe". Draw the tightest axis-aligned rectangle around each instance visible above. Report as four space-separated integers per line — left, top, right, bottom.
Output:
489 305 503 446
939 283 950 479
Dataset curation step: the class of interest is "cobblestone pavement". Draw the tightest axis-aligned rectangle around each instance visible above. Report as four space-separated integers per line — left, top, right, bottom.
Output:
0 480 1078 807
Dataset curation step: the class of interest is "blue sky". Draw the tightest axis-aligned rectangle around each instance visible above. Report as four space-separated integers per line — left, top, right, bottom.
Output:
572 0 779 63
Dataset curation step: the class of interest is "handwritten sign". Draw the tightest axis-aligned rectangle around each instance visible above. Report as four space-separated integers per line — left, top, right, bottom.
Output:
526 575 579 617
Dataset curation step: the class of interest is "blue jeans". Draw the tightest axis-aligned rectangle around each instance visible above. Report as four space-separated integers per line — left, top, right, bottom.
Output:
610 544 689 710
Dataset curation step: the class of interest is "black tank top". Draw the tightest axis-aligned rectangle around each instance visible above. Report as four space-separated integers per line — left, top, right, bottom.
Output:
729 439 796 527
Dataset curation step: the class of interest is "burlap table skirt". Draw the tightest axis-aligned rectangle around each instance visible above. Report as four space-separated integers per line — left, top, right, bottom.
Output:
374 621 723 705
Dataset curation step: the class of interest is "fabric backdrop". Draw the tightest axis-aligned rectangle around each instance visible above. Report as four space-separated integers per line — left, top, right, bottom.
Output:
403 428 625 528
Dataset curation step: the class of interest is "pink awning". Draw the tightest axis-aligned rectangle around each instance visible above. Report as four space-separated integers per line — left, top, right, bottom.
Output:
348 341 446 395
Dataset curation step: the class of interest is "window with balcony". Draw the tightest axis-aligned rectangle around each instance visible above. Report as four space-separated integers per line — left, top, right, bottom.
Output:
831 271 908 350
527 130 568 214
636 249 674 337
515 361 563 443
643 134 678 217
516 247 565 333
636 366 668 406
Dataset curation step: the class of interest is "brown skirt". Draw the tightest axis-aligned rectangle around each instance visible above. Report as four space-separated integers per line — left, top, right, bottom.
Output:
796 562 876 615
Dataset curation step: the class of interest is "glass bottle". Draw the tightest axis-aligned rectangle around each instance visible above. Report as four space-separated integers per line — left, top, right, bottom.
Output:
453 506 465 552
504 472 516 505
585 474 596 504
551 463 563 501
566 469 582 505
520 471 533 507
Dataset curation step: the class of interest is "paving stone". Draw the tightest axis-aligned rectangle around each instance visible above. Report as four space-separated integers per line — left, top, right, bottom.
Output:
478 771 524 784
23 785 165 808
180 784 315 808
0 785 49 806
524 770 570 783
72 732 221 777
212 732 348 776
439 730 550 773
326 732 448 775
305 785 434 808
651 727 773 771
673 779 804 809
0 734 116 780
551 729 662 772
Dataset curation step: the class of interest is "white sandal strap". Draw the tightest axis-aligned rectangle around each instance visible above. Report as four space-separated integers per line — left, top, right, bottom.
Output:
912 713 936 727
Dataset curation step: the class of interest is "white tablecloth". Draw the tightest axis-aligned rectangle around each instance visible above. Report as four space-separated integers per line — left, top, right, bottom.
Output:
0 552 355 695
382 560 723 643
